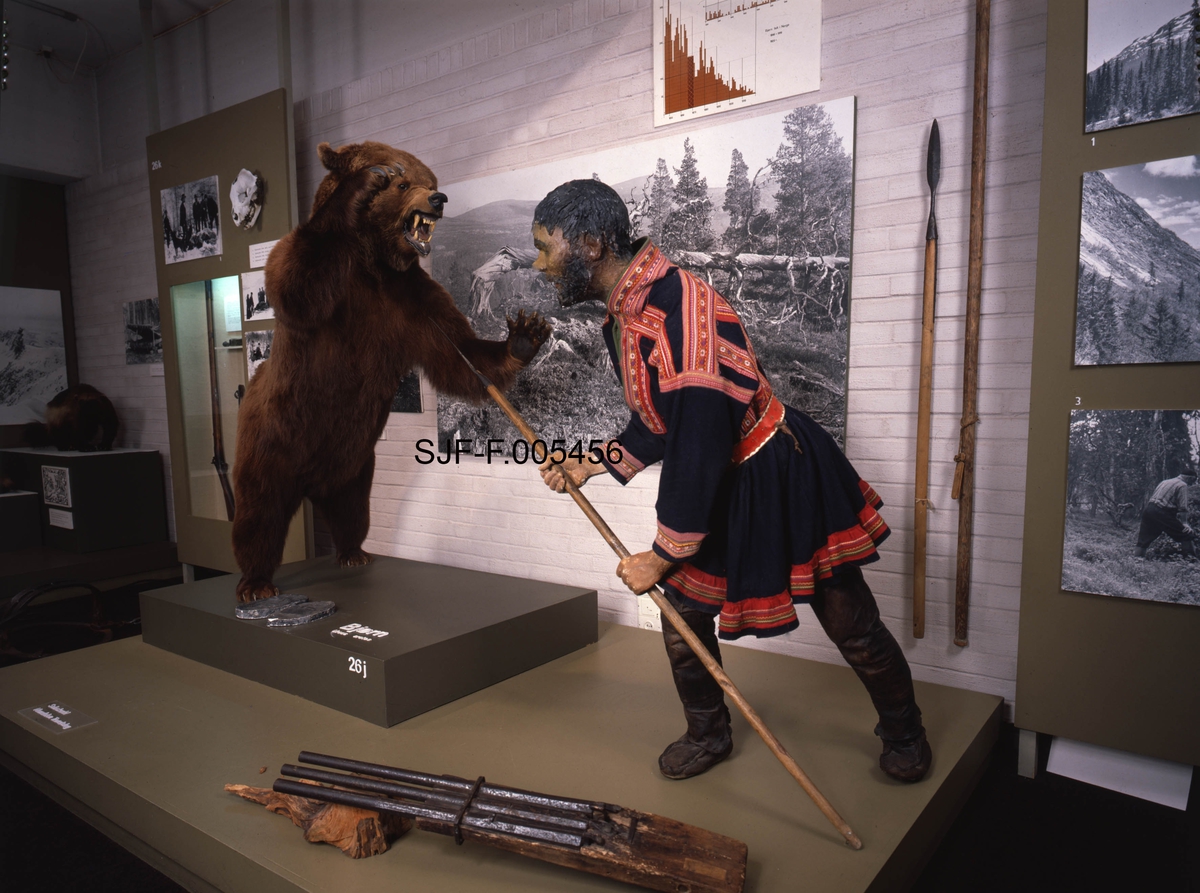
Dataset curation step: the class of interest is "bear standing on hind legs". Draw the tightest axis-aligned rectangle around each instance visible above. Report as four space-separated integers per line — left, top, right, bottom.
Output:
232 141 550 603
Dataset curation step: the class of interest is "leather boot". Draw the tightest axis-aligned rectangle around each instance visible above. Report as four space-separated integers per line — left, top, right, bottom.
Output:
658 593 732 780
812 566 932 783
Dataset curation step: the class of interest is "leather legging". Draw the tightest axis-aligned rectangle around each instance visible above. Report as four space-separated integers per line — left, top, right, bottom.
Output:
661 565 922 744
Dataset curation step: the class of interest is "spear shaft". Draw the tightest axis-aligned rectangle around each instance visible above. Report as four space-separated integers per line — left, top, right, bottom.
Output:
913 119 940 639
435 325 862 850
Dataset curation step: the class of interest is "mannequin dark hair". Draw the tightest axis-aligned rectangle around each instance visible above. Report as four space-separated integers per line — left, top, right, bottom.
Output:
534 179 633 259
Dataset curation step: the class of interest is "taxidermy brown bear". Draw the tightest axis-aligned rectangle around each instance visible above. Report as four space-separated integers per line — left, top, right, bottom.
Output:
231 141 550 602
24 384 119 451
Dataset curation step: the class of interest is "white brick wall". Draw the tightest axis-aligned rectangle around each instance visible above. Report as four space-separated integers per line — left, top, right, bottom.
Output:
66 0 1046 713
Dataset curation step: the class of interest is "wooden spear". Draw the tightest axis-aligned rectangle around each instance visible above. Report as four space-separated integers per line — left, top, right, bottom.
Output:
437 329 863 851
913 119 940 640
952 0 991 648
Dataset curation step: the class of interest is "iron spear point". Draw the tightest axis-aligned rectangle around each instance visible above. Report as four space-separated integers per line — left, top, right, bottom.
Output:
926 119 941 242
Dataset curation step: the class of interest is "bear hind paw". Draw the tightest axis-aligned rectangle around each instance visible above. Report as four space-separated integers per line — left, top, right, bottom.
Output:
338 549 374 568
236 577 280 603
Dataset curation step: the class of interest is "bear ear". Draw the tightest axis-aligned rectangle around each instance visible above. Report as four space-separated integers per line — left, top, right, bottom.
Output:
317 142 352 174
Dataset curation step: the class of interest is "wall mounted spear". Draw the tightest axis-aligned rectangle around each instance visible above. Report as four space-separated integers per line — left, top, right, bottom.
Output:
913 119 940 640
952 0 991 647
433 324 863 851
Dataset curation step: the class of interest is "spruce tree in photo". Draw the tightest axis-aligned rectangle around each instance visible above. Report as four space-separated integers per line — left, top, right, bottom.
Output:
647 158 674 247
660 139 714 254
772 104 852 260
722 148 756 253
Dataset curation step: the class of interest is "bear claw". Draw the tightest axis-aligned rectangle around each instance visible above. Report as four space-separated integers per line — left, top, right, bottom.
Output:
236 578 281 604
506 310 552 363
338 549 374 568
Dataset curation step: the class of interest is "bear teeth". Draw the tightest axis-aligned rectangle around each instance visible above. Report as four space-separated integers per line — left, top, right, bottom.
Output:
408 213 437 244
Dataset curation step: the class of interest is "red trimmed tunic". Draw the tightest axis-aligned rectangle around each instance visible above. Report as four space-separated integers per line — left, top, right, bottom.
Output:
598 240 889 639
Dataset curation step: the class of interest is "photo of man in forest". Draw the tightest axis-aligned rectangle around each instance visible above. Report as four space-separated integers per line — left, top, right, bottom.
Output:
1063 409 1199 606
1135 467 1197 560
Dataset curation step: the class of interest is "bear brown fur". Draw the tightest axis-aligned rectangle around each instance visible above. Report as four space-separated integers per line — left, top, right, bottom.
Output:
231 141 549 602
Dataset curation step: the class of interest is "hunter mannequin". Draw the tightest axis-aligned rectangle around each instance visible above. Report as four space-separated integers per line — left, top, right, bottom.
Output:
534 179 932 784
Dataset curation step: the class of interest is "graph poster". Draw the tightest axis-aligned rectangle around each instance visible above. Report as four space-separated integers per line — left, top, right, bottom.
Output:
653 0 821 127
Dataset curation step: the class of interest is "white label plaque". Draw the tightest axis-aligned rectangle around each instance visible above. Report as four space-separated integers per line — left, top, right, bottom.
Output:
249 239 280 269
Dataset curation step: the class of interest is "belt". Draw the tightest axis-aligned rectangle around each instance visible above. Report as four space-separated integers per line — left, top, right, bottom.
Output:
730 395 791 465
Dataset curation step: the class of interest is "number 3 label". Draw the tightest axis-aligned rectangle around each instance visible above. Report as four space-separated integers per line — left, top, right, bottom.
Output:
348 657 367 679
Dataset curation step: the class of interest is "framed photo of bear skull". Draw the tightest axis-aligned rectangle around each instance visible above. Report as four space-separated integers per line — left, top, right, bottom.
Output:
162 175 224 264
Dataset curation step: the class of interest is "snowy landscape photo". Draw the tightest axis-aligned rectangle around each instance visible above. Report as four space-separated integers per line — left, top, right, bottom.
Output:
162 175 223 264
0 286 67 424
1085 0 1200 132
245 330 273 380
1063 409 1199 606
1075 156 1200 365
241 270 273 321
432 96 856 452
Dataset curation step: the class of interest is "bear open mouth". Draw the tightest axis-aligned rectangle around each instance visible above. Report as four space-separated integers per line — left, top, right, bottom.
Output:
405 211 438 256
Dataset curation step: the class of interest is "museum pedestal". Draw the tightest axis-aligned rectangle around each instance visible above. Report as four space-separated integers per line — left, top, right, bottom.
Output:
0 490 41 551
0 621 1001 893
141 555 599 726
0 448 167 553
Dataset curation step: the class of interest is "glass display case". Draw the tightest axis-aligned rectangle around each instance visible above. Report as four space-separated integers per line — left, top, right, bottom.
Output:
170 276 243 522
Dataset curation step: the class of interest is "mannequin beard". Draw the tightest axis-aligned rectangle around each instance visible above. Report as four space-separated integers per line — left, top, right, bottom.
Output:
554 254 597 307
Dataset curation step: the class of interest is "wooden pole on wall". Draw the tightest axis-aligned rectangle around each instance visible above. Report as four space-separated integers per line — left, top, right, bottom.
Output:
952 0 991 647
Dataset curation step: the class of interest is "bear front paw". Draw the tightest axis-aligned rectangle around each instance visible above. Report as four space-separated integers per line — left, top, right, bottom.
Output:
506 310 552 364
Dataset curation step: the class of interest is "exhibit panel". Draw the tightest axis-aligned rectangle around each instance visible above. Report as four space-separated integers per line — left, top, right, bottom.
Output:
1017 0 1200 766
145 89 307 573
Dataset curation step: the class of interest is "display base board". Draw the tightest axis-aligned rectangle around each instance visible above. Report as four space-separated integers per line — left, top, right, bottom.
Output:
0 448 167 553
140 556 598 727
0 490 41 551
0 624 1001 893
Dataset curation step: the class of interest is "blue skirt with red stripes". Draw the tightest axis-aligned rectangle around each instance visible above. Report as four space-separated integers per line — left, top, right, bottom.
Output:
660 406 889 640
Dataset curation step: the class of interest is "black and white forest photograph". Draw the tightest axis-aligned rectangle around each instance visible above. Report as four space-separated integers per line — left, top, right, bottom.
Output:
431 96 855 453
161 175 223 264
241 270 273 321
1075 155 1200 365
0 286 68 425
123 297 162 365
1085 0 1200 133
1063 409 1199 606
245 330 273 380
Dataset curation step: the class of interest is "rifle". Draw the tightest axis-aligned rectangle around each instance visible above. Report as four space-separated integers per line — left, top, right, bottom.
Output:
273 751 748 893
204 279 236 520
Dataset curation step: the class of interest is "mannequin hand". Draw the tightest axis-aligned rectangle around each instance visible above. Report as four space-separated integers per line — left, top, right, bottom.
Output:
539 455 602 492
616 550 674 595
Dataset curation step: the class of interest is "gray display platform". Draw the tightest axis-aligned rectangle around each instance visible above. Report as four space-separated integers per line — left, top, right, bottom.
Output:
140 556 598 727
0 624 1002 893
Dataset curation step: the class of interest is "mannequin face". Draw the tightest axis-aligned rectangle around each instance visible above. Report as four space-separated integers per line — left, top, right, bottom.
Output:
532 223 597 307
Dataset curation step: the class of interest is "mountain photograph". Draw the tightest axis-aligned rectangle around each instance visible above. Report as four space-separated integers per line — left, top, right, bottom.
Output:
1075 157 1200 365
1085 0 1200 132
